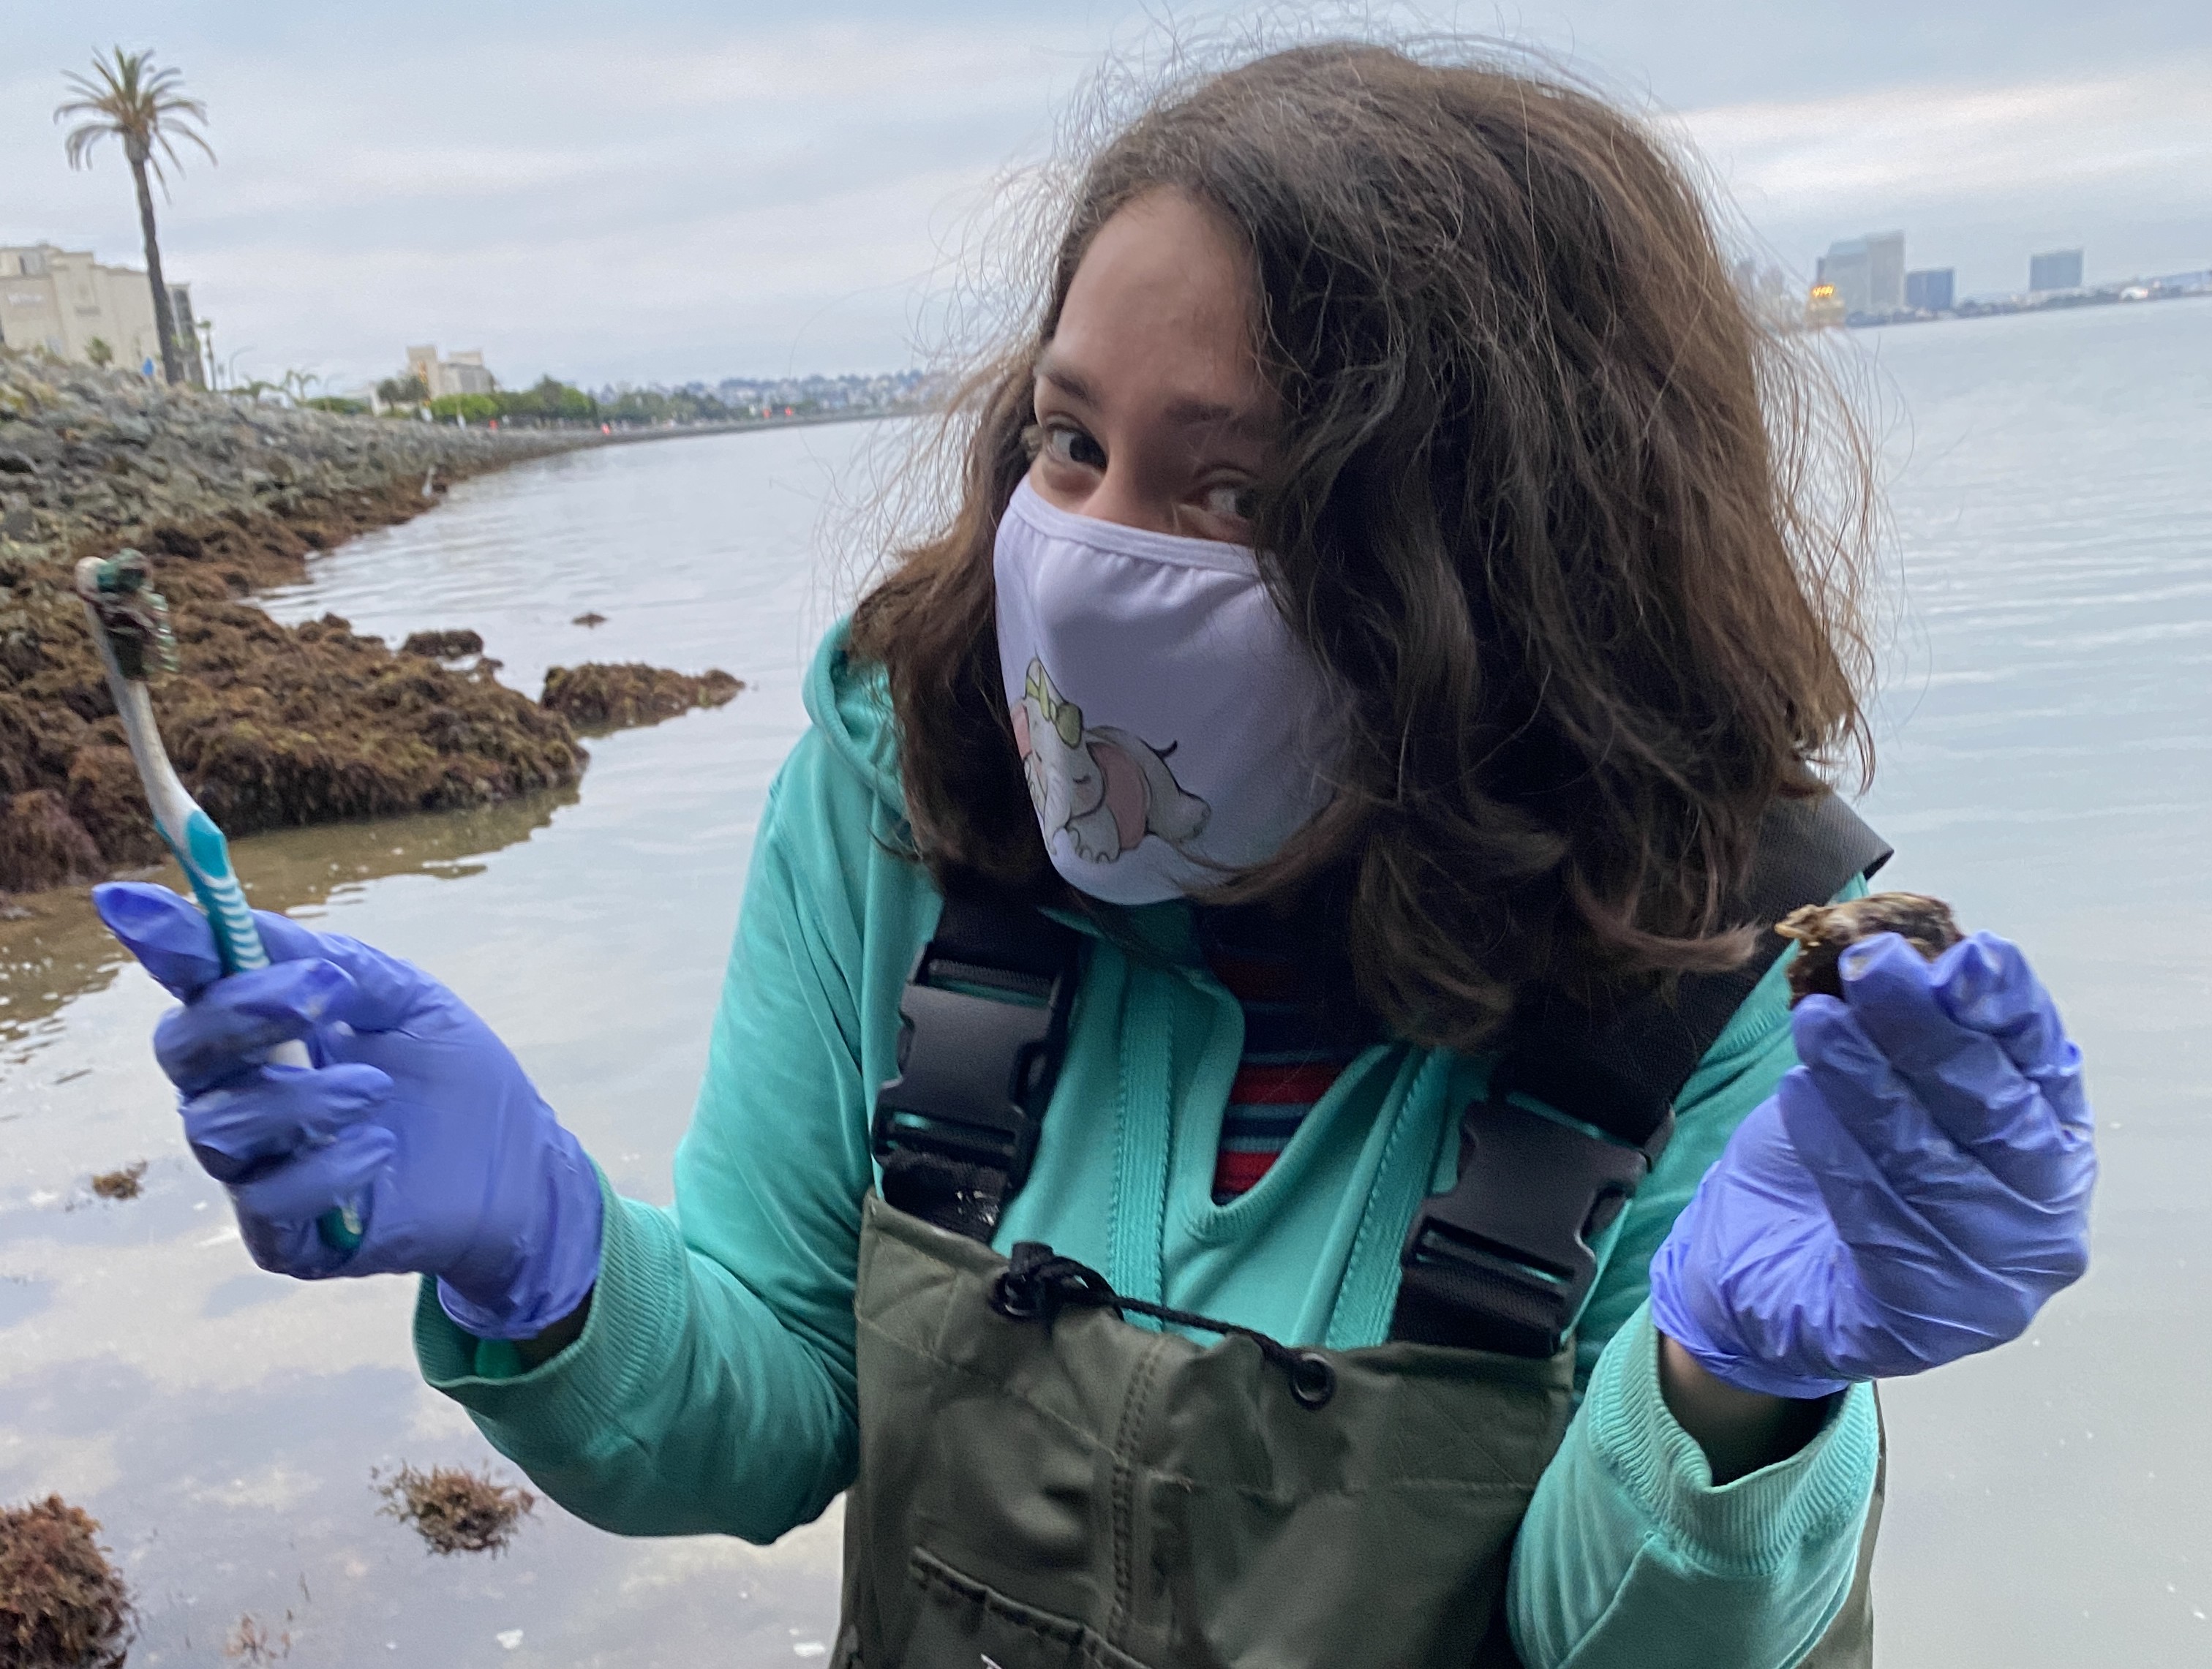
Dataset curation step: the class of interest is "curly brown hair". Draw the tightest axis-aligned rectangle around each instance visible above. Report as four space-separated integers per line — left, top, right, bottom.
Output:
849 41 1875 1051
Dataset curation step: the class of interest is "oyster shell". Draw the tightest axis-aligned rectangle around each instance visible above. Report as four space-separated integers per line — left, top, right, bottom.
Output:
1777 892 1963 1005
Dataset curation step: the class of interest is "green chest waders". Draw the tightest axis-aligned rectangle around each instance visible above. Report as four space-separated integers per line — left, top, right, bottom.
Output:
837 796 1891 1669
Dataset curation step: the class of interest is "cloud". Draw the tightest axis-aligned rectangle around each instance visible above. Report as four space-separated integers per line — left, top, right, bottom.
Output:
0 16 1091 385
4 10 2206 384
1678 54 2212 289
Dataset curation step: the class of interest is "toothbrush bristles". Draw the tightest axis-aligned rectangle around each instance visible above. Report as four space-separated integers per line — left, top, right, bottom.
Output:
77 550 180 679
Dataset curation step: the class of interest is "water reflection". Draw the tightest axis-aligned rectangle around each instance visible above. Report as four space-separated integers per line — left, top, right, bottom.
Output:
0 423 861 1668
0 789 574 1060
0 763 845 1664
1 307 2208 1665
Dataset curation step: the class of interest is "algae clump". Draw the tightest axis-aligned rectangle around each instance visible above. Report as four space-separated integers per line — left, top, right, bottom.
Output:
541 662 742 732
88 1163 146 1202
0 1495 131 1669
375 1464 535 1556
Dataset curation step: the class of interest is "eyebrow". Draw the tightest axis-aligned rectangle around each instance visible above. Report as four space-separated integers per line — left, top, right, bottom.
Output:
1035 361 1275 442
1035 361 1099 406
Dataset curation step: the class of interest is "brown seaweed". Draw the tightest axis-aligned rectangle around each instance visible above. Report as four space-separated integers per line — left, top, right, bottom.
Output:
0 363 741 899
88 1163 146 1202
540 663 742 733
398 628 484 660
0 1495 131 1669
224 1610 293 1664
373 1464 535 1556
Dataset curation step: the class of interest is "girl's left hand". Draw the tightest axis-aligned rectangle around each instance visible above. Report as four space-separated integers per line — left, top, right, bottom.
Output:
1648 930 2097 1401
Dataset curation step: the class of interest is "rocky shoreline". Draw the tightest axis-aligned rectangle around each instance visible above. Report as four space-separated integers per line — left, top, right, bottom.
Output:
0 353 740 896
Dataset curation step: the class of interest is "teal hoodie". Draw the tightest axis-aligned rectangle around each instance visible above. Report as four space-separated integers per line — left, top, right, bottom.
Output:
415 626 1880 1668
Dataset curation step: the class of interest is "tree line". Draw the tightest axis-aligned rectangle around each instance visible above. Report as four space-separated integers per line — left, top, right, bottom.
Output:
362 377 835 427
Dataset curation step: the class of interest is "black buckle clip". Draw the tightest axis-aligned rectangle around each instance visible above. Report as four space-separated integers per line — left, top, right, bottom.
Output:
870 920 1079 1203
1393 1095 1671 1358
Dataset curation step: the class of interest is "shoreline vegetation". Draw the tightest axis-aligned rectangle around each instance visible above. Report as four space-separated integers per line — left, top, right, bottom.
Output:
0 350 743 899
350 367 935 432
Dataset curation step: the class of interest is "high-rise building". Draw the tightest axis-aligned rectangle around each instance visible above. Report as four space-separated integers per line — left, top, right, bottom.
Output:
1817 230 1906 317
0 244 200 382
2028 249 2084 293
1864 232 1906 311
1817 241 1872 316
1905 268 1955 312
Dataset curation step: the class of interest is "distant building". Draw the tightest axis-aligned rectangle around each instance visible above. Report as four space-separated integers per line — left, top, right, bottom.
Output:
1863 232 1905 312
1729 257 1800 328
1905 268 1955 312
1818 230 1906 317
405 344 497 399
1816 243 1870 316
2028 249 2084 293
0 244 203 383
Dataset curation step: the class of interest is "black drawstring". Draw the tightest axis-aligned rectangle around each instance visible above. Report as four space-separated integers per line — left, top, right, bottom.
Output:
989 1243 1338 1410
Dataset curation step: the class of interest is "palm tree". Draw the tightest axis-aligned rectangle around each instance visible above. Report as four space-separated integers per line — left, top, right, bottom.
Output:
55 49 215 386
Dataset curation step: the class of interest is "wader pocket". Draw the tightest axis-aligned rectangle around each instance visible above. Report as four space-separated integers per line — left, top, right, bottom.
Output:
900 1548 1152 1669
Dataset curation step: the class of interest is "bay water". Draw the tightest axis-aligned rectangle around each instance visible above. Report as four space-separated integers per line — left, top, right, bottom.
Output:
1 296 2206 1665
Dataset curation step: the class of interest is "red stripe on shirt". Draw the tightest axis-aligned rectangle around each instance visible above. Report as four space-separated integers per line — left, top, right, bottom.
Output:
1211 1146 1282 1197
1229 1060 1348 1105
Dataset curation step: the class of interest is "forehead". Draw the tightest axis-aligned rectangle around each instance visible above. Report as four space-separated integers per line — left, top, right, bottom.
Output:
1042 189 1269 416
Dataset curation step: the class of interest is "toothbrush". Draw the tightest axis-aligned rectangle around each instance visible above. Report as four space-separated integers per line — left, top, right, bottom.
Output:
75 551 364 1253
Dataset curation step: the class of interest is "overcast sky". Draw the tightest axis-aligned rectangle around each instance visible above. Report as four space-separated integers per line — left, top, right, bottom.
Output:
6 1 2208 390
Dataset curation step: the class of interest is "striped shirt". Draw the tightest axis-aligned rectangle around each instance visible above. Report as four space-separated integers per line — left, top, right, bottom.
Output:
1196 908 1376 1202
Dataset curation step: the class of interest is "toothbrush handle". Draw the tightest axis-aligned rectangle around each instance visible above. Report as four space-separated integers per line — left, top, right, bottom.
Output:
167 806 366 1254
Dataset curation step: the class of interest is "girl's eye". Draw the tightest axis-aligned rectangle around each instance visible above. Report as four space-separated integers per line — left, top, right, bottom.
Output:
1032 421 1105 471
1201 482 1257 523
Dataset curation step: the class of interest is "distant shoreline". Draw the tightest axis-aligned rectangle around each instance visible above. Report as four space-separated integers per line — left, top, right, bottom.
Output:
1836 274 2211 334
0 351 734 897
579 406 906 446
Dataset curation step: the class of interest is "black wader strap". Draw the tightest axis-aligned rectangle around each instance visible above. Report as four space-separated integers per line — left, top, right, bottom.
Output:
991 1243 1341 1410
1392 793 1892 1357
871 894 1082 1243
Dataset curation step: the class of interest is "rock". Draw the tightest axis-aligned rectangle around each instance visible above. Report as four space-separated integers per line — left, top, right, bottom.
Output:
541 663 743 731
571 611 606 628
0 448 35 475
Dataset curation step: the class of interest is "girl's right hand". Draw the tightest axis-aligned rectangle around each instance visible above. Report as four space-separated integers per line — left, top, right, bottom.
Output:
92 882 603 1342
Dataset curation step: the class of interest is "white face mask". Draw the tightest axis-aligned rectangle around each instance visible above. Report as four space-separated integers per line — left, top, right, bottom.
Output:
993 477 1343 905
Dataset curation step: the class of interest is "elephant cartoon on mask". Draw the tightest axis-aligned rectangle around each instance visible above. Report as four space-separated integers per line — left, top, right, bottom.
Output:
1012 658 1211 866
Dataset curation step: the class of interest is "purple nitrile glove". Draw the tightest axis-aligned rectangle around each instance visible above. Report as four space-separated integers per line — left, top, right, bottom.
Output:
1648 929 2096 1399
92 881 603 1341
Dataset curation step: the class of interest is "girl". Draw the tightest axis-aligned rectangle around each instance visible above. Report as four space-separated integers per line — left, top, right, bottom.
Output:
100 42 2094 1669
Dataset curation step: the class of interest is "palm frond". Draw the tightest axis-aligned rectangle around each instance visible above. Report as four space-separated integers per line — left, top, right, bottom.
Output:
52 45 214 188
59 122 113 169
